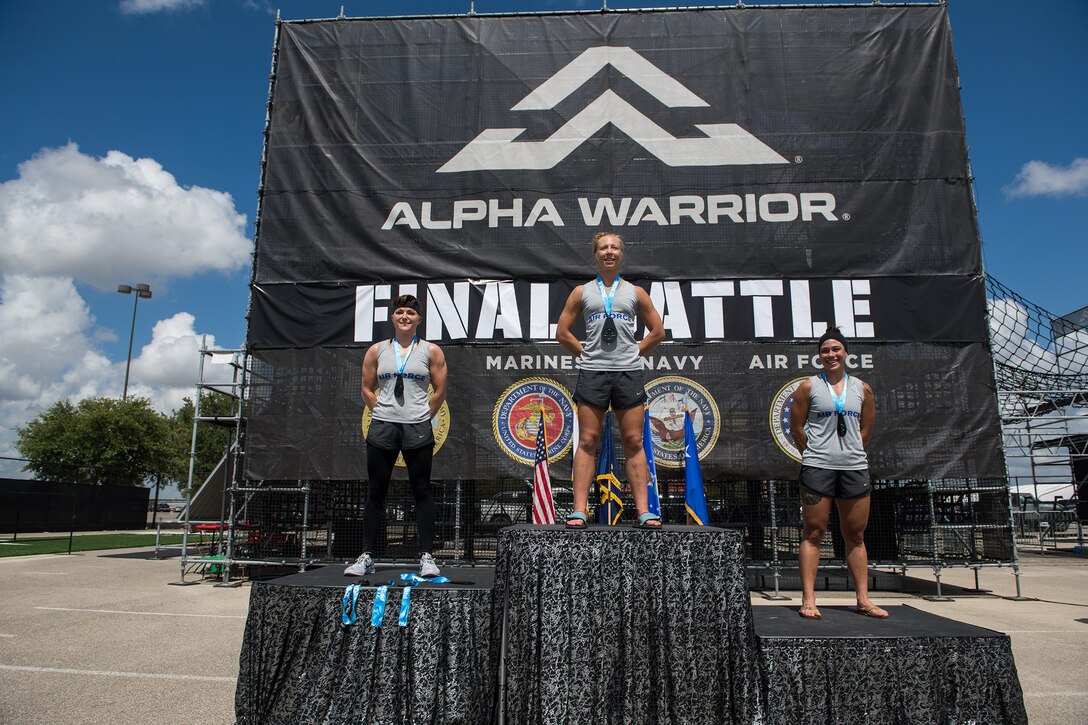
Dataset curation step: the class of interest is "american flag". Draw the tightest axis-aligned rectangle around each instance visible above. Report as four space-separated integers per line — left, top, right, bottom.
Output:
531 408 557 525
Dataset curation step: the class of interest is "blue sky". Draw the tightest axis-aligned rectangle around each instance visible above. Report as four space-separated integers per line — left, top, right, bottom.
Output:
0 0 1085 479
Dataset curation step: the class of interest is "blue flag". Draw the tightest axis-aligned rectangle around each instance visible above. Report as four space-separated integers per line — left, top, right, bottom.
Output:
642 408 662 518
596 411 624 525
683 410 710 526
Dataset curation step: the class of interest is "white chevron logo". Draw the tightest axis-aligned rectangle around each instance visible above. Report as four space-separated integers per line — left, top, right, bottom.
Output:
439 46 788 173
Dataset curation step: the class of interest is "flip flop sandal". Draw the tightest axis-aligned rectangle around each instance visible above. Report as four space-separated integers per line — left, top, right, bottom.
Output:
798 605 822 620
565 511 588 529
855 604 889 619
637 512 663 529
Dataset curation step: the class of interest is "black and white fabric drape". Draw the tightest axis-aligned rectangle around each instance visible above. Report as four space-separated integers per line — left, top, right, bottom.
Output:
494 525 765 724
759 632 1027 724
235 581 498 724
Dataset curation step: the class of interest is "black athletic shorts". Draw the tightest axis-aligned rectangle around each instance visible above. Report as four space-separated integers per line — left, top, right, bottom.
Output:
366 419 434 451
574 369 646 411
799 465 871 500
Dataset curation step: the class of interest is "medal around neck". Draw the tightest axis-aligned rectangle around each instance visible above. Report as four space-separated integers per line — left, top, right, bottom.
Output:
601 317 618 347
391 336 417 399
596 275 621 350
822 373 850 438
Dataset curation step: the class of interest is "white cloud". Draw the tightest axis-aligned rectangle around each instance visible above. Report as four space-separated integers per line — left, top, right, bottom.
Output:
0 144 249 476
1004 157 1088 198
119 0 205 14
0 277 233 471
127 312 235 413
0 275 102 403
0 143 251 290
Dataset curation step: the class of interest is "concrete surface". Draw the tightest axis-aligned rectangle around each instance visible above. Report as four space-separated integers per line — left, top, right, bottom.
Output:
0 546 1084 724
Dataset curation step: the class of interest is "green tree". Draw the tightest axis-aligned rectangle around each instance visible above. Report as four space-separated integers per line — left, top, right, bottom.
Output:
15 397 176 486
167 392 237 494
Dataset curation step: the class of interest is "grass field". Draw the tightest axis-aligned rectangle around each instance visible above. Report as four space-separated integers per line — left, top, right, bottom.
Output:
0 533 186 557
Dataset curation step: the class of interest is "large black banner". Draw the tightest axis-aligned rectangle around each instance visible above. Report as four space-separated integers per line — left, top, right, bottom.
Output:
245 343 1001 481
249 276 987 347
256 7 976 283
246 5 1004 481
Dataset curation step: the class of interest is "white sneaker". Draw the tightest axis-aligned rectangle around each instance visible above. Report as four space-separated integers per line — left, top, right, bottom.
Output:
344 552 375 576
419 553 440 577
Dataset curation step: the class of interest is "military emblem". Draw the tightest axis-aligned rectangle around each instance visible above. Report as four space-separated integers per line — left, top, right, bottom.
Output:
493 378 575 466
644 376 719 468
770 377 808 462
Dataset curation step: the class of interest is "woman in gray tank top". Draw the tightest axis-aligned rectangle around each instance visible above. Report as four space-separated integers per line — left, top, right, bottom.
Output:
789 328 887 619
344 294 448 579
556 231 665 528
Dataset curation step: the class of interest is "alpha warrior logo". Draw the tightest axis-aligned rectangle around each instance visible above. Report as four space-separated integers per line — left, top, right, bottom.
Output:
439 46 789 173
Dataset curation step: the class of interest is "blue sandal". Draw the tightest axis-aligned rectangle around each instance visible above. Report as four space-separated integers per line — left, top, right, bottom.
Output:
637 512 663 529
565 511 588 529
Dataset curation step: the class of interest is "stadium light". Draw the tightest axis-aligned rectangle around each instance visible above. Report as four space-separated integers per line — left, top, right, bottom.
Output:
117 283 152 400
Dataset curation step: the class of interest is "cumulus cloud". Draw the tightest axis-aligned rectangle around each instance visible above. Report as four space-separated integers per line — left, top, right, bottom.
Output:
0 277 233 472
0 144 249 476
0 274 116 472
1004 157 1088 198
119 0 205 14
127 312 235 413
0 143 250 290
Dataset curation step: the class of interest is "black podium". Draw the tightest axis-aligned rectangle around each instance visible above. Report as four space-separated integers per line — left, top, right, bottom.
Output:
754 605 1028 724
234 528 1028 725
234 565 498 724
494 524 765 724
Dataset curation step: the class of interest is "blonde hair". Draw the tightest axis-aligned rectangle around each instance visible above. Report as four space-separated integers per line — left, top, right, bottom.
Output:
591 231 624 254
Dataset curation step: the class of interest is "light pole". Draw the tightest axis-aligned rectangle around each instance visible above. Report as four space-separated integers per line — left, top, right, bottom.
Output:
117 283 152 400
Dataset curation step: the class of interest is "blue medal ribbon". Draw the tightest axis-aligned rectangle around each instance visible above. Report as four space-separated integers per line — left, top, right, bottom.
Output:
595 275 621 318
398 586 412 627
371 585 390 627
342 583 361 626
395 573 451 628
391 336 418 377
822 372 850 415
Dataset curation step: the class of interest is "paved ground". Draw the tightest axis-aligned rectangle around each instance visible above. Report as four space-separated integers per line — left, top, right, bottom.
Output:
0 546 1084 724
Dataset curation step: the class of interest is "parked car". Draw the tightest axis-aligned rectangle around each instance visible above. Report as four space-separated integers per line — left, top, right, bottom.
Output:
479 485 574 527
1011 493 1075 533
1053 497 1080 513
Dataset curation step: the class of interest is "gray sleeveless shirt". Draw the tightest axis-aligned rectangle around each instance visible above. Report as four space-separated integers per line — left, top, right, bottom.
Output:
372 339 433 424
802 374 868 470
580 279 640 371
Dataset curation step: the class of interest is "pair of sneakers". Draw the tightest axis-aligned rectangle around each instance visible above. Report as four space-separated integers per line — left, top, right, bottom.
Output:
343 552 440 578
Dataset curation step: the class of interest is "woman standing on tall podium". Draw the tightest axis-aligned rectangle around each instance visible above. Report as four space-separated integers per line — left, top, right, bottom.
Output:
789 327 887 619
556 231 665 528
345 294 447 578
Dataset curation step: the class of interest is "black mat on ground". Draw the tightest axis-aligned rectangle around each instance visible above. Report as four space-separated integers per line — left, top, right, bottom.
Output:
235 564 497 724
755 605 1027 724
754 603 1001 637
495 524 764 724
270 563 494 589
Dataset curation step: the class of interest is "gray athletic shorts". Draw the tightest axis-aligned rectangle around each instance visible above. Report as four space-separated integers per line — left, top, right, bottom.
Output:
366 419 434 451
799 465 872 500
574 369 646 411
